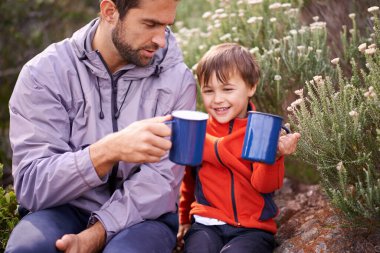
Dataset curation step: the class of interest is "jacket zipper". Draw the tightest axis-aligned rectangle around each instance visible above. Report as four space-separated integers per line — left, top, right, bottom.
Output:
95 50 125 193
213 120 240 226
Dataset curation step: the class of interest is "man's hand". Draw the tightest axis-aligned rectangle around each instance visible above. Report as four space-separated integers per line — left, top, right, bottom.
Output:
277 132 301 157
90 115 172 178
55 222 106 253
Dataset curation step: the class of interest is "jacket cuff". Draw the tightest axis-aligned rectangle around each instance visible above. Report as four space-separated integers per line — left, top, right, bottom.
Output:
74 147 107 188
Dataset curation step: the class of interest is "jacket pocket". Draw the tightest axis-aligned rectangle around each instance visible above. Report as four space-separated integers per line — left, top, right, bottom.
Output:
259 192 278 221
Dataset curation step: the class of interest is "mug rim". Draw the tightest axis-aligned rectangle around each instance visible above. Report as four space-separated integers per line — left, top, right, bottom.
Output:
247 111 283 120
172 110 209 121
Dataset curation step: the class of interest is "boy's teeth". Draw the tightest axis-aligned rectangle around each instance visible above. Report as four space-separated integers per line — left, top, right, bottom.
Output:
215 107 228 111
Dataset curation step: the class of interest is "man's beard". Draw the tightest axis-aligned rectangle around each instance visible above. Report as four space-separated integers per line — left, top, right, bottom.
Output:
111 21 157 67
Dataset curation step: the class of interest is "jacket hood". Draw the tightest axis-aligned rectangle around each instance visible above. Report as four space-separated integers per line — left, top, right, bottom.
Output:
70 18 184 79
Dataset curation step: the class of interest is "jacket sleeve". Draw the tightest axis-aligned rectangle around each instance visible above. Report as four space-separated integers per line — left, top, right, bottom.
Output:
178 166 196 225
92 68 197 241
251 156 285 193
9 65 107 211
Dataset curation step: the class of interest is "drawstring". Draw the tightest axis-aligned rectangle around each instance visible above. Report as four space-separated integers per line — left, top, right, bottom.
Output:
95 77 105 119
115 80 133 119
153 65 163 77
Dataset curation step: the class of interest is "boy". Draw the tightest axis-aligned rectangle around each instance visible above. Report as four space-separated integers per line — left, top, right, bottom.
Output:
176 43 300 253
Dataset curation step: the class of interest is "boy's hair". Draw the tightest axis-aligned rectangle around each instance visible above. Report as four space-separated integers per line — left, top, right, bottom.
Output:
196 43 260 89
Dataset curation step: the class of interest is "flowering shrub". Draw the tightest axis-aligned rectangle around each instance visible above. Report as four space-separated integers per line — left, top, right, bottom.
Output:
289 7 380 227
174 0 336 114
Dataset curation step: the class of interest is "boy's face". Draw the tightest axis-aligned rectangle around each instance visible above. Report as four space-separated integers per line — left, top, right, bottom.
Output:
201 71 256 124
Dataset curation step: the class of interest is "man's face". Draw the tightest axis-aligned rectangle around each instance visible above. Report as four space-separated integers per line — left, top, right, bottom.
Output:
111 0 177 67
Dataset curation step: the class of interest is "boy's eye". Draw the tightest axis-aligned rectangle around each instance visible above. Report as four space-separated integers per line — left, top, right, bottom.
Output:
202 89 213 94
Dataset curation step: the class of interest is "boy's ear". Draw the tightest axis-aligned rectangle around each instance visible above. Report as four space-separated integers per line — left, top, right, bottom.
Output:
100 0 119 24
248 83 257 98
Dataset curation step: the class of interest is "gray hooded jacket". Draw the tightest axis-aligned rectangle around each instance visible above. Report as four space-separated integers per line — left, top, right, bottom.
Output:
9 19 196 240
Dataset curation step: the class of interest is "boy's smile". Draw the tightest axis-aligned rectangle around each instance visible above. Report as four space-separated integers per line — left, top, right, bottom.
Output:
201 72 256 124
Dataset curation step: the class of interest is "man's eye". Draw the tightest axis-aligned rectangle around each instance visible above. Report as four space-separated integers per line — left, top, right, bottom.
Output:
145 23 156 28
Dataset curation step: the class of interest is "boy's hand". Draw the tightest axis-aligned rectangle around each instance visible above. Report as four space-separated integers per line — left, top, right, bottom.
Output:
175 223 191 252
277 132 301 157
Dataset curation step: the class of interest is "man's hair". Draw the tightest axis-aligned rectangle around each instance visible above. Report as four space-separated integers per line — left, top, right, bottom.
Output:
111 0 140 20
196 43 261 89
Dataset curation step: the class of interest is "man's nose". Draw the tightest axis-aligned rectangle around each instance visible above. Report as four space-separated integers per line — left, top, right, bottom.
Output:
152 28 166 49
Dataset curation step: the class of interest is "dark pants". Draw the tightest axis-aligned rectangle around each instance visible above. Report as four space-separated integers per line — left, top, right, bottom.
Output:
5 204 177 253
184 222 275 253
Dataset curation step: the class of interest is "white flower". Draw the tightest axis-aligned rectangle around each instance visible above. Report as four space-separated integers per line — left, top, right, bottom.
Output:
272 39 280 44
270 17 277 22
249 47 260 54
283 35 292 41
232 26 237 32
358 43 367 52
219 13 228 19
313 75 324 85
349 110 359 117
365 48 377 55
269 3 282 9
297 45 305 52
349 13 356 19
281 3 291 8
290 29 298 35
248 0 263 5
215 8 225 14
257 16 264 21
331 58 340 65
310 22 326 31
290 98 303 107
202 11 213 19
230 13 237 18
336 161 343 172
287 106 294 112
369 44 377 49
368 6 379 13
247 17 257 24
220 33 232 41
274 75 282 81
294 89 303 97
312 16 319 22
198 45 206 50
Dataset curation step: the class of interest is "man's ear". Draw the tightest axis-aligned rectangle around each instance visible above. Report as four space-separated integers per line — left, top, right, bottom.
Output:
100 0 119 24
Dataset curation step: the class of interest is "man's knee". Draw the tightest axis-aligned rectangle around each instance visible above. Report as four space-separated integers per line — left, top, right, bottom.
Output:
5 218 60 253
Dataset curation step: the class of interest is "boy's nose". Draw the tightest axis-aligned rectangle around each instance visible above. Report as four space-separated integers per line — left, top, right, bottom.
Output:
213 93 224 103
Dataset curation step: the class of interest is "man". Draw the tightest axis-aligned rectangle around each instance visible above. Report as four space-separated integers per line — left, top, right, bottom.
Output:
6 0 196 252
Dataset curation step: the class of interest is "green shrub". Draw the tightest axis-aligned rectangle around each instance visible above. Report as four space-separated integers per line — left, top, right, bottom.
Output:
0 164 19 251
289 9 380 228
174 0 335 115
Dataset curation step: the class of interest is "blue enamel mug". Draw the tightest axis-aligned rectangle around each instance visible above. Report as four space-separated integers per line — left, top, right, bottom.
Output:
242 112 290 164
169 110 209 166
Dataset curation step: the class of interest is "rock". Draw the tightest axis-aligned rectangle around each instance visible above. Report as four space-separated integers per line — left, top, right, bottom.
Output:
274 178 380 253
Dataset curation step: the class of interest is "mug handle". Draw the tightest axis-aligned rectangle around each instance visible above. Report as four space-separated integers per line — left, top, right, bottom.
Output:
281 125 291 134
